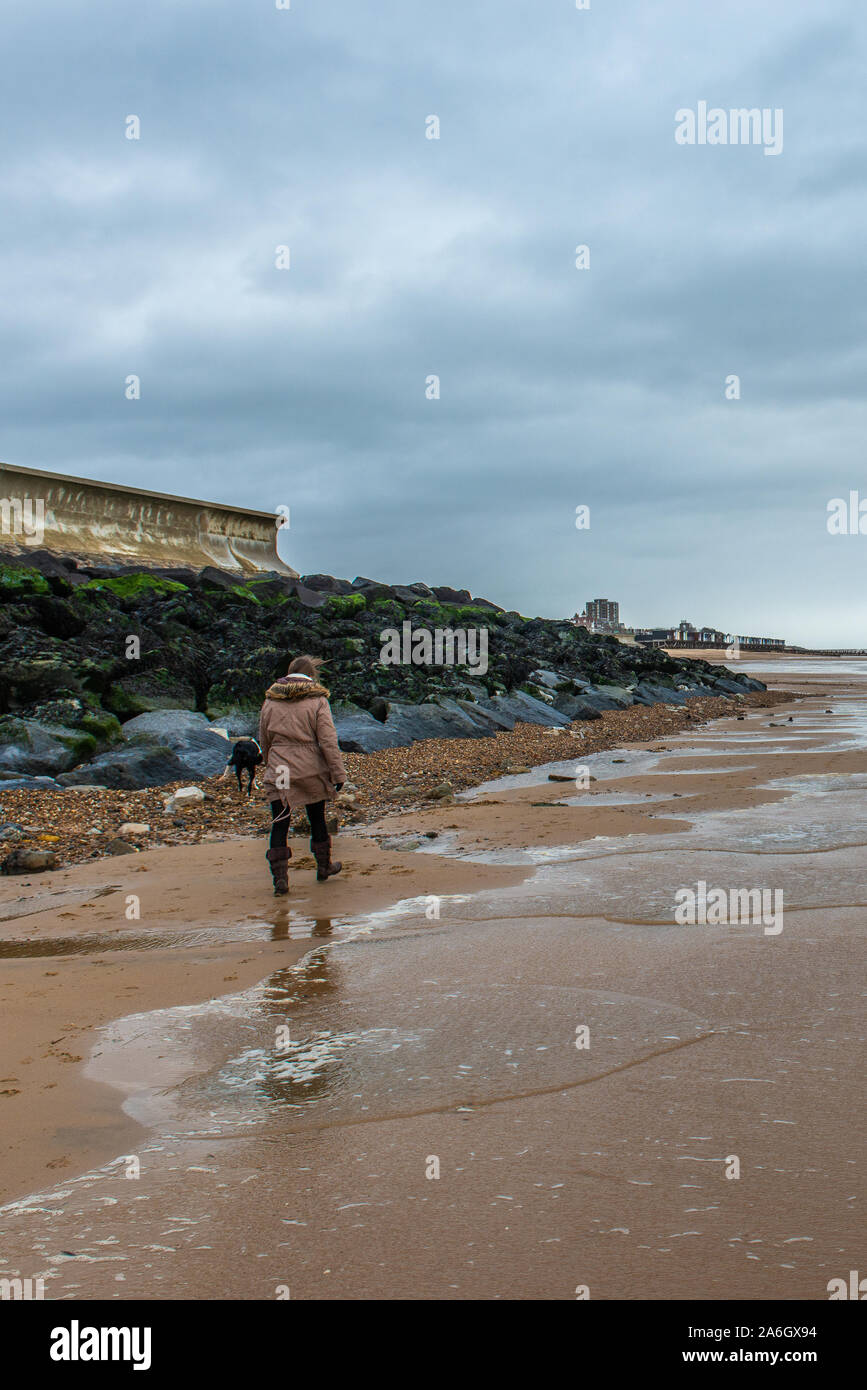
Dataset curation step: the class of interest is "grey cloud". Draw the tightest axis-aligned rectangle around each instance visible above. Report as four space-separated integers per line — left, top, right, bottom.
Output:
0 0 865 642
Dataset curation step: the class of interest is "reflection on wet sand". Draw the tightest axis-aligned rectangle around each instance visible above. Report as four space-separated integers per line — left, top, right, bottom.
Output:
267 912 335 942
0 915 338 959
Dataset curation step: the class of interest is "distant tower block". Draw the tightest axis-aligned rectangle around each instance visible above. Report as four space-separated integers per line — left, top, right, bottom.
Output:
585 598 620 631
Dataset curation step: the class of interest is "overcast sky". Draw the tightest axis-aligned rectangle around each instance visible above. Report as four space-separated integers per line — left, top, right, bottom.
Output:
1 0 865 644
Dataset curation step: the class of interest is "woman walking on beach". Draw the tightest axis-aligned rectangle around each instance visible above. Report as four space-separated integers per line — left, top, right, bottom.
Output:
259 655 347 896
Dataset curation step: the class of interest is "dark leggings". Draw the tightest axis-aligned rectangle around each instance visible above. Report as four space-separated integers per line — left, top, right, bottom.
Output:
269 799 328 850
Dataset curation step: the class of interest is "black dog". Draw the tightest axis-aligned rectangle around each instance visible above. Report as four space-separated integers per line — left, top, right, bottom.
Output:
222 737 263 795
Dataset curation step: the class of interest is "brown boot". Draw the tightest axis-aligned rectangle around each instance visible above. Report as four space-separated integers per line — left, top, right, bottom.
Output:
311 836 342 882
266 846 292 895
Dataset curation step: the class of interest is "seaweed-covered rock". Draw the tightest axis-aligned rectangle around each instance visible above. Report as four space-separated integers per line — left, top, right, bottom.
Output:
0 716 92 775
0 561 765 782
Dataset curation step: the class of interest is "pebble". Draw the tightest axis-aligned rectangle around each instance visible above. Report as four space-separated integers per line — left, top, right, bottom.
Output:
1 848 58 873
104 837 137 856
164 786 205 813
426 783 454 800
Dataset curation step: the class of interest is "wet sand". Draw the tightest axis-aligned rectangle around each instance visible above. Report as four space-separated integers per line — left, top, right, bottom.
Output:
1 661 864 1300
0 843 527 1203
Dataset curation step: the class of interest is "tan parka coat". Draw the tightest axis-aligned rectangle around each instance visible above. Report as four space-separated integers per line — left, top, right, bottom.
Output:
258 676 347 809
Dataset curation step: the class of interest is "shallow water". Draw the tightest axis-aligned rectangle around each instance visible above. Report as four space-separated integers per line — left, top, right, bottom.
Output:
79 693 867 1128
0 915 353 959
1 669 865 1299
90 958 711 1133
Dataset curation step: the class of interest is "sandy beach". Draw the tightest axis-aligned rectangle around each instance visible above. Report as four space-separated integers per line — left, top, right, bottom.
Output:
1 660 864 1300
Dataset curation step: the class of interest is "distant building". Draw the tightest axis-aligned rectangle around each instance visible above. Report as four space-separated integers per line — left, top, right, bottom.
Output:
586 598 620 630
675 620 728 645
634 622 784 651
573 598 622 633
578 604 784 649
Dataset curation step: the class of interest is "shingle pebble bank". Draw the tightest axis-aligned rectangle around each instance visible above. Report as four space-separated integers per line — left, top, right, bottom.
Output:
0 689 796 871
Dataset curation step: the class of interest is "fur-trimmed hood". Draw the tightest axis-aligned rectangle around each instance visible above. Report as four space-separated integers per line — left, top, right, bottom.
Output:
264 677 330 702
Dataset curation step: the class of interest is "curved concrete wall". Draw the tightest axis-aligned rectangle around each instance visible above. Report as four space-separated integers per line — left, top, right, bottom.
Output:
0 463 297 575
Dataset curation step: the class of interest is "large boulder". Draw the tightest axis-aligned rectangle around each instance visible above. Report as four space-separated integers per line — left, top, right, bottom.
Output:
381 700 490 743
4 549 80 580
632 682 689 707
336 698 493 750
333 704 408 753
528 670 564 689
145 567 198 586
432 586 472 605
58 744 189 789
581 685 634 710
300 575 354 595
431 696 499 735
391 585 426 604
0 716 92 776
0 773 63 790
475 690 573 729
4 552 91 594
351 577 397 602
198 566 242 591
673 679 719 698
552 692 603 721
243 573 298 601
121 710 211 739
711 674 765 694
292 584 330 609
1 655 81 704
207 711 258 739
507 691 574 726
119 710 230 777
455 698 515 731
